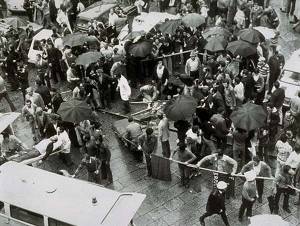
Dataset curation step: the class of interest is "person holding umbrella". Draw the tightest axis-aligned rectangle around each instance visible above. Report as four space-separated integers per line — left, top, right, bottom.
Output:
199 181 230 226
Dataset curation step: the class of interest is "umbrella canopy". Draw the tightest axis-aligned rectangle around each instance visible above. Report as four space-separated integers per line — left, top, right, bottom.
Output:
159 19 182 35
230 102 267 131
1 17 27 28
253 26 276 39
238 28 265 44
123 31 146 40
76 51 103 66
63 33 99 47
57 99 93 123
128 40 153 58
226 40 257 57
204 36 228 52
202 27 232 39
0 112 20 133
164 95 197 121
182 13 205 28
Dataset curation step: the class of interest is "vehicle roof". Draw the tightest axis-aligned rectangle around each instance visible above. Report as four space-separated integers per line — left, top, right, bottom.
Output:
283 48 300 73
0 162 145 226
33 29 53 41
77 3 117 21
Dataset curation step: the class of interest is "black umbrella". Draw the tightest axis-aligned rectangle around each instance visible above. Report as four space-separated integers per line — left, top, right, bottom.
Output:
226 40 257 57
159 19 182 35
204 36 228 52
238 28 265 44
128 40 153 58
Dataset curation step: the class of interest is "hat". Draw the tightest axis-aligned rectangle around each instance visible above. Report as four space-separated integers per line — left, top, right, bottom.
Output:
244 170 256 182
217 181 227 190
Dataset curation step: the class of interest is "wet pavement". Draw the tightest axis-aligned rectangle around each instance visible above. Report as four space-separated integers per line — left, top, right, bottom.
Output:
1 0 300 225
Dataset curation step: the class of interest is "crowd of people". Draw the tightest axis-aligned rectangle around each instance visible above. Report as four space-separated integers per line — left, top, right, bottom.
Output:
0 0 300 225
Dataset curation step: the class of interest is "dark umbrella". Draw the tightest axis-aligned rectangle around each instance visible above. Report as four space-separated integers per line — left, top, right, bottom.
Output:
230 102 267 131
202 27 232 39
159 19 182 35
204 36 228 52
63 33 99 47
76 51 103 66
238 28 265 44
164 95 197 121
128 40 153 58
57 99 93 123
226 40 257 57
182 13 206 28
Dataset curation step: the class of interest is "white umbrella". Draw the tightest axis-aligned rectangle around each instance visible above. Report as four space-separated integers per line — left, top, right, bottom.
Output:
249 214 290 226
253 26 276 39
0 112 20 133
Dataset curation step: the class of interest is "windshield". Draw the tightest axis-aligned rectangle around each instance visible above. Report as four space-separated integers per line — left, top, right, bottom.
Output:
280 70 300 86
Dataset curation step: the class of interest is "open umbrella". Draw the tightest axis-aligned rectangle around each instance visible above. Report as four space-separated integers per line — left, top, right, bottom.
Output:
230 102 267 131
57 99 93 123
226 40 257 57
182 13 205 28
164 95 197 121
0 112 20 133
128 40 153 58
202 27 232 39
76 51 103 66
204 36 228 52
0 17 27 28
123 31 146 40
238 28 265 44
159 19 182 35
254 26 276 39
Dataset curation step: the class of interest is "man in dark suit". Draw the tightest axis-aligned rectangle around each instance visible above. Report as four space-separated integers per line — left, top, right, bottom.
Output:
47 42 64 83
35 79 51 106
97 68 113 109
269 81 285 125
49 88 64 113
199 181 230 226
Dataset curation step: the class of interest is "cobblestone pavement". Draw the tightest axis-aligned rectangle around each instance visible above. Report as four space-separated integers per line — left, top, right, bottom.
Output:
1 0 300 225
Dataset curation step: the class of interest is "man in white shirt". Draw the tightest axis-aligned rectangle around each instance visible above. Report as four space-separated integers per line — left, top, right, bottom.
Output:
57 127 73 166
275 134 293 176
185 51 200 80
157 113 170 157
67 63 80 90
233 77 244 106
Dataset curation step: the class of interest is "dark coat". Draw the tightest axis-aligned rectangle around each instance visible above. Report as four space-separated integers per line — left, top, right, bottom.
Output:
36 85 51 105
51 93 64 113
269 88 285 108
47 47 62 64
206 190 226 213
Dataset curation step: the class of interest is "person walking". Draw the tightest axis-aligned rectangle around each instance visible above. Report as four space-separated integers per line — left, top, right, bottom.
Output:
273 165 295 214
238 170 258 222
171 142 196 188
116 73 131 114
240 156 272 203
157 112 170 158
199 181 230 226
0 75 16 111
269 81 285 125
138 128 157 177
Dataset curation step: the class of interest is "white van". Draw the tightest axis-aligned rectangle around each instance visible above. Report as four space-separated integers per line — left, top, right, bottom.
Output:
0 161 146 226
278 48 300 107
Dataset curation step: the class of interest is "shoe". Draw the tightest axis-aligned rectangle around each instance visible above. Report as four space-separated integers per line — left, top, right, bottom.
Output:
238 217 243 222
283 207 291 213
273 209 279 214
280 8 286 12
258 197 262 203
199 217 205 226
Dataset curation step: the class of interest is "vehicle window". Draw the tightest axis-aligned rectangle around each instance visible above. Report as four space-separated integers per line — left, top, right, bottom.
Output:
0 201 4 213
98 11 110 25
281 71 300 85
10 205 44 226
33 40 43 51
48 218 73 226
